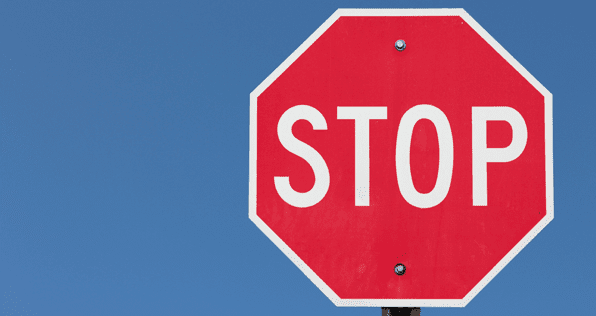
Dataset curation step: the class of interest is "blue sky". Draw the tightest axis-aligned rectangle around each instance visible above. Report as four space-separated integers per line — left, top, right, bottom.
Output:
0 1 594 315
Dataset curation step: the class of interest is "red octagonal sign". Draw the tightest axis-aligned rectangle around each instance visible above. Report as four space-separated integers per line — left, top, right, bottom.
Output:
249 9 553 307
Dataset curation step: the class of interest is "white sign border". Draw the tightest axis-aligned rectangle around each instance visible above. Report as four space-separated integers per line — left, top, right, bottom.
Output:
249 8 554 307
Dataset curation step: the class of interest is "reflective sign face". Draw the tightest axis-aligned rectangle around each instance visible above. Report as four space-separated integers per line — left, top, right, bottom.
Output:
249 9 553 307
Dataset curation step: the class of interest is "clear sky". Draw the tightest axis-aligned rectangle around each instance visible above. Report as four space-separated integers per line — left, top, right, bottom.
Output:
0 1 594 315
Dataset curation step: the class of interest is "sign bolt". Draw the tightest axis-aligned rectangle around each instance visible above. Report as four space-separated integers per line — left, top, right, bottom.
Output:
395 39 406 51
394 263 406 275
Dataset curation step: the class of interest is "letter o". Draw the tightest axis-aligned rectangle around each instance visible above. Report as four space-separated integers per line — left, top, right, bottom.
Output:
395 104 454 208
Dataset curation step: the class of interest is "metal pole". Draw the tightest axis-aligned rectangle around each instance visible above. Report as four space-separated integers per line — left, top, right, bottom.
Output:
381 307 421 316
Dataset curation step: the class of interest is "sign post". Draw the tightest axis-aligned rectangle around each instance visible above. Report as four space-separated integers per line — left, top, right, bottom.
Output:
250 8 553 309
382 307 421 316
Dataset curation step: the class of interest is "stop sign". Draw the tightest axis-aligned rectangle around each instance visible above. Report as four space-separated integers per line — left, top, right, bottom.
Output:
249 8 553 307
